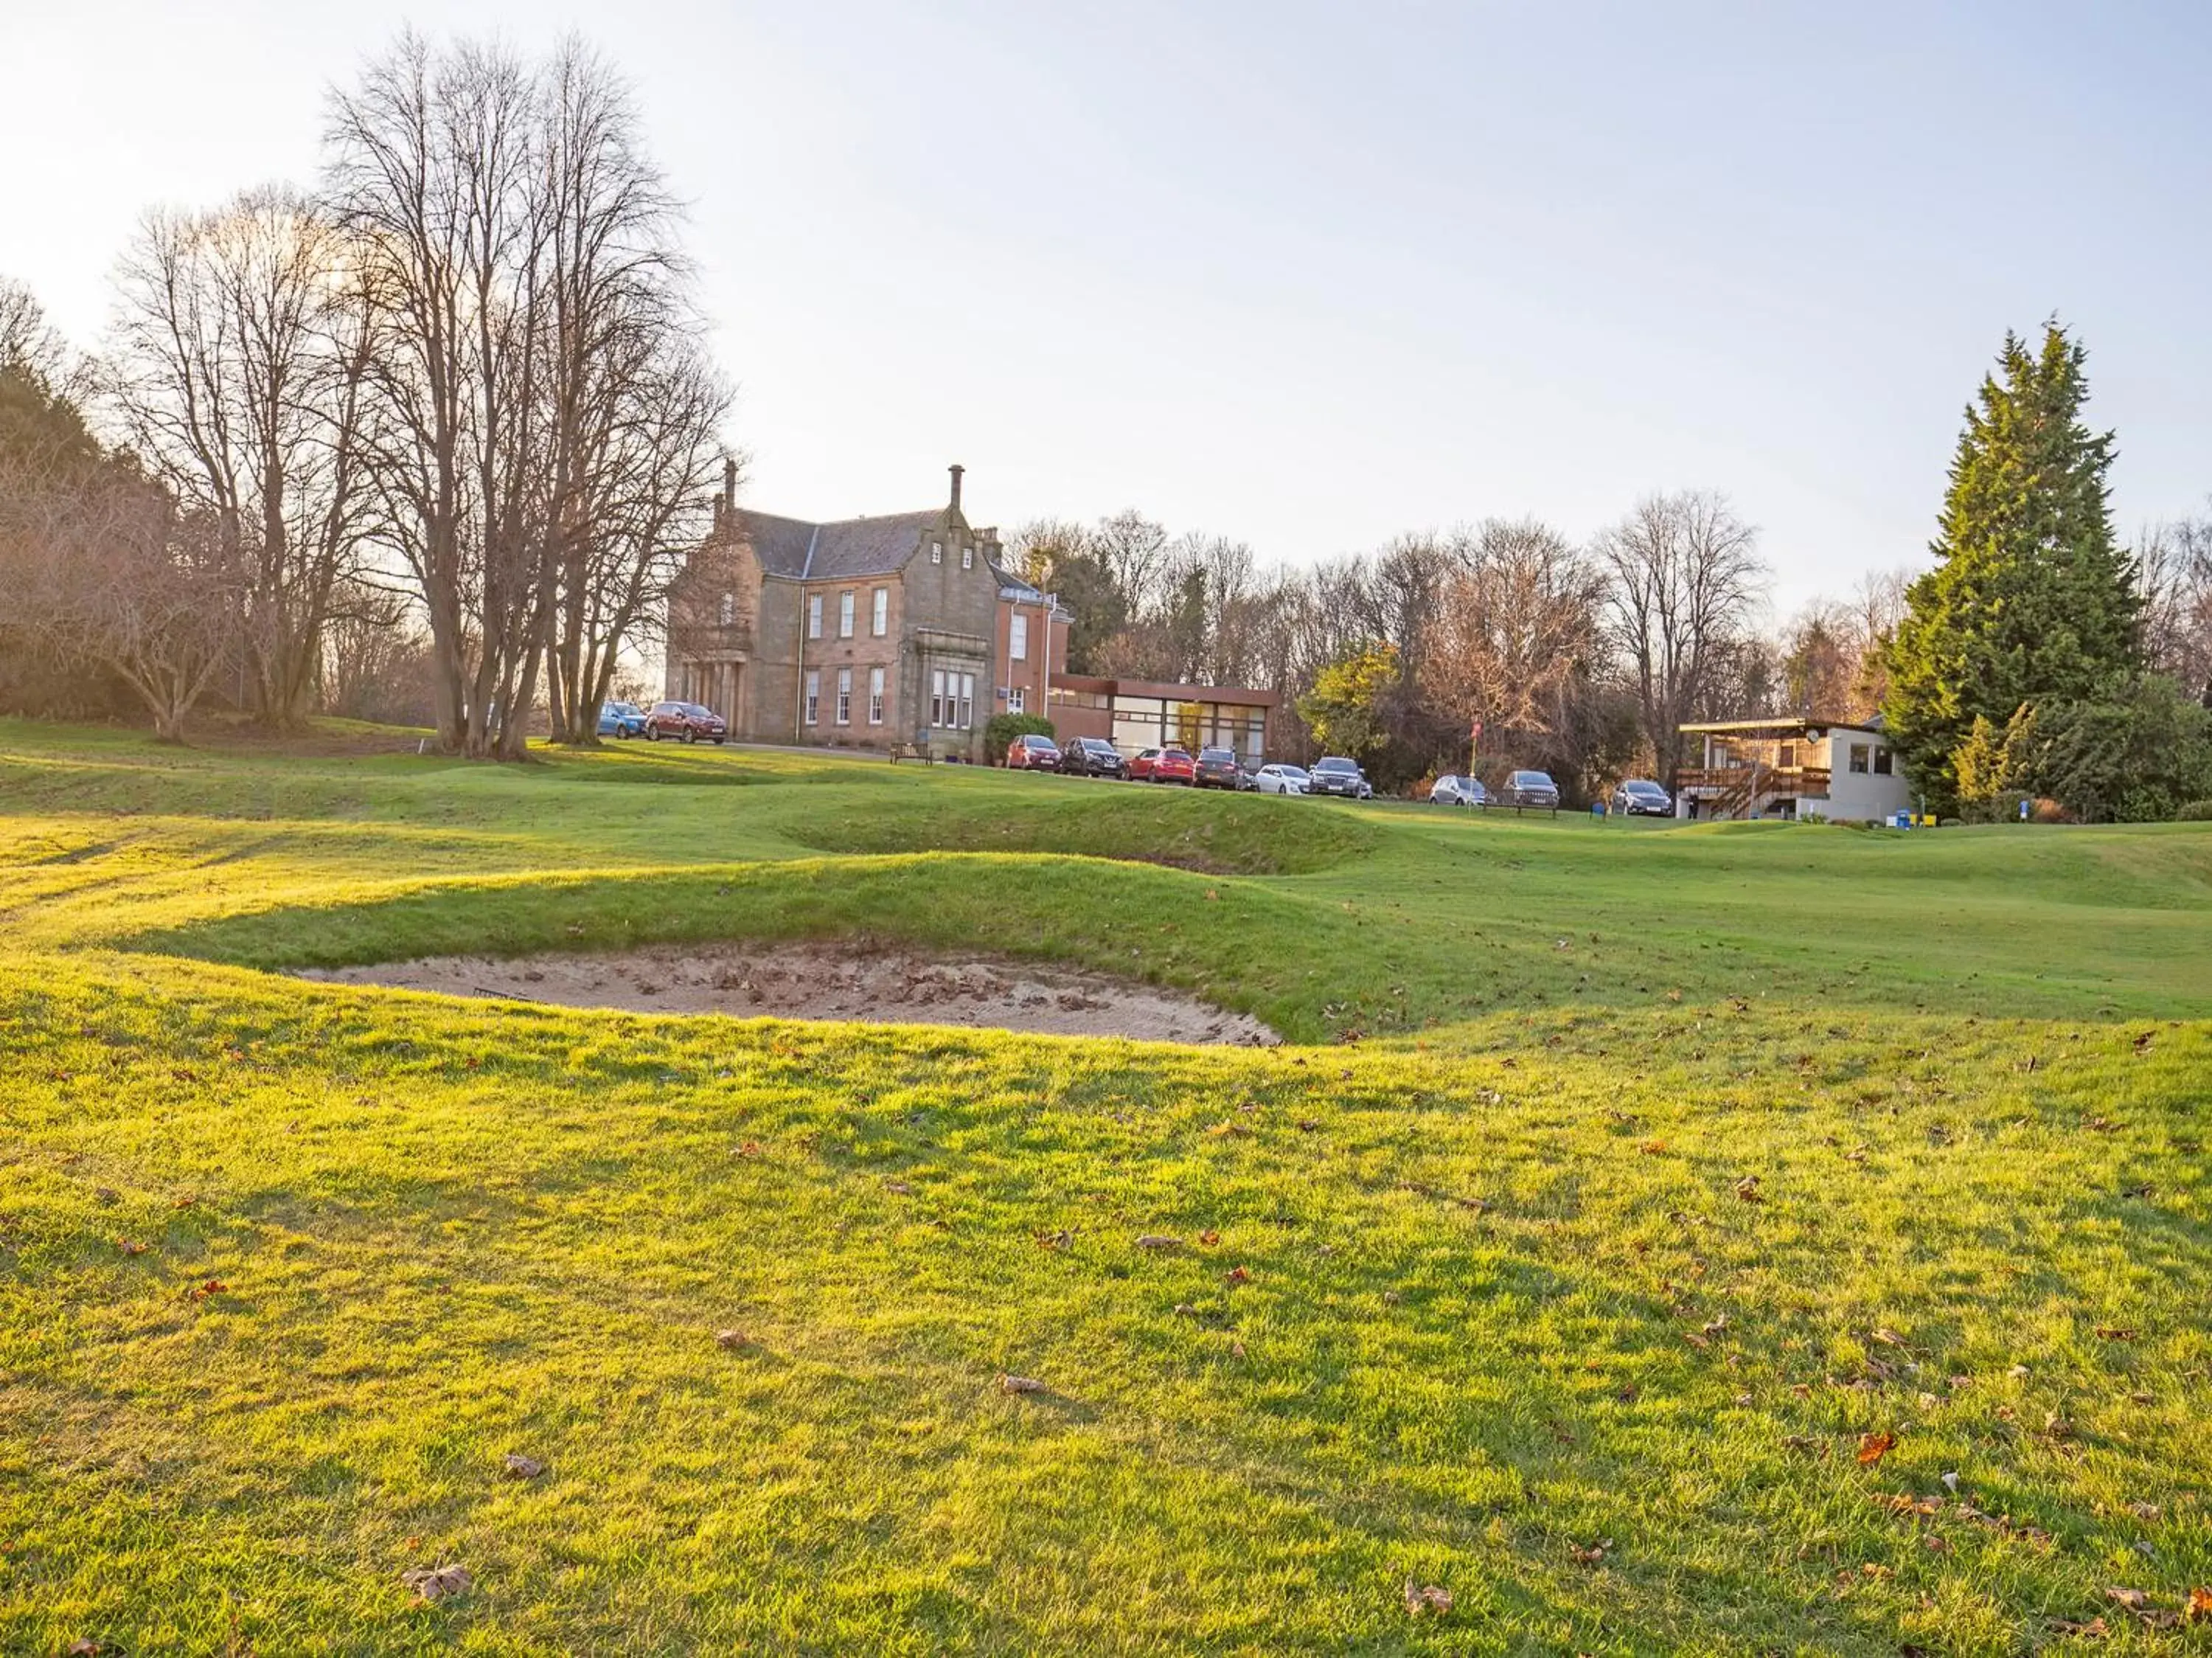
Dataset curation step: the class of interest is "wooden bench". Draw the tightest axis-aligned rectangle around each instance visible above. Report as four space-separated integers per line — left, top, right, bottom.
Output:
888 742 935 765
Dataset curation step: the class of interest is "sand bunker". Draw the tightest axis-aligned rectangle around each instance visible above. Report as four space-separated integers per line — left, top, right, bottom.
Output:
299 940 1279 1046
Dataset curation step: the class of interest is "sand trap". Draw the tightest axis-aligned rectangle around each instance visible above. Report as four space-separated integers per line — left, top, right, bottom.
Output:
298 940 1279 1046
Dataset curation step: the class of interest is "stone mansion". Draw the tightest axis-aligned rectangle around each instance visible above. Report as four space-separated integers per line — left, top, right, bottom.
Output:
664 465 1070 761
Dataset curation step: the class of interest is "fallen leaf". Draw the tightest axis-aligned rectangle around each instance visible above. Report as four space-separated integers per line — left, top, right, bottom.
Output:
1197 1229 1220 1246
714 1328 748 1350
997 1373 1046 1395
2125 1501 2160 1522
883 1179 913 1195
1034 1229 1071 1251
1135 1234 1183 1251
188 1279 227 1302
1734 1175 1763 1202
1871 1327 1906 1347
2049 1617 2108 1638
67 1643 101 1657
116 1238 150 1256
502 1452 546 1480
1856 1430 1896 1466
1224 1265 1251 1286
2096 1326 2138 1342
2105 1588 2150 1611
1638 1140 1668 1156
1402 1579 1453 1615
2187 1586 2212 1622
172 1193 198 1210
1570 1539 1613 1564
402 1563 472 1603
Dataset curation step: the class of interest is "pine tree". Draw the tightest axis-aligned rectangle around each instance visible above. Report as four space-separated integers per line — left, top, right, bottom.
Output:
1882 322 2142 810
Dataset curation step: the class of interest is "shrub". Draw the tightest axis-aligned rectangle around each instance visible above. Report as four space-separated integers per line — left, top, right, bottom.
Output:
2178 799 2212 822
984 712 1054 765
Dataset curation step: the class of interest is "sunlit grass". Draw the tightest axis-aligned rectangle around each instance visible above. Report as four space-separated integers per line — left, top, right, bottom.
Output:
1 718 2209 1653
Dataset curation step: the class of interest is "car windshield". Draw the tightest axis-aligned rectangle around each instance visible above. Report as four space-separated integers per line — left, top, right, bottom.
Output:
1627 780 1664 794
1315 758 1356 773
1512 771 1553 785
1200 749 1233 761
1281 766 1309 779
1164 750 1191 761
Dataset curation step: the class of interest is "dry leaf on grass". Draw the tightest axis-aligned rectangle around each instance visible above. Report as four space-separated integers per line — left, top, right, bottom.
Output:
2096 1325 2138 1342
502 1452 546 1480
1402 1579 1453 1615
1034 1229 1071 1251
187 1279 227 1302
2049 1617 2107 1638
1856 1431 1896 1466
1224 1265 1251 1286
116 1238 149 1255
402 1563 472 1603
714 1328 748 1350
2188 1586 2212 1622
1733 1175 1763 1203
1135 1234 1183 1251
1198 1229 1220 1246
997 1373 1047 1395
1570 1539 1613 1564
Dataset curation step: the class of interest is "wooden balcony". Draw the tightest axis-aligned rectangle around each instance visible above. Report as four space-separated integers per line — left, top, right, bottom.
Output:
1677 766 1830 794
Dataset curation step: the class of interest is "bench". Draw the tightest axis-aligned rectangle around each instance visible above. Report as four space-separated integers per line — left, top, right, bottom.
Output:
888 742 936 765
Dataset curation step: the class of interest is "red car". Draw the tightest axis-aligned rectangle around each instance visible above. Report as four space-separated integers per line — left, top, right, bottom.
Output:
1004 733 1061 771
644 700 728 743
1127 746 1197 784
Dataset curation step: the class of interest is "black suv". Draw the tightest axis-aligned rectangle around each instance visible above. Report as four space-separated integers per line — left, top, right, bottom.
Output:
1308 756 1372 799
1194 746 1247 789
1057 737 1125 778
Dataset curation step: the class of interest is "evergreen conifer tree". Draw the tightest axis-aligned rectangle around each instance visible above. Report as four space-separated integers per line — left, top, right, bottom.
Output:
1882 323 2142 810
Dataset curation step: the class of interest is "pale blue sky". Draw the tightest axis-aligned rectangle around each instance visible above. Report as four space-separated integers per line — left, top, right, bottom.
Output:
4 1 2208 614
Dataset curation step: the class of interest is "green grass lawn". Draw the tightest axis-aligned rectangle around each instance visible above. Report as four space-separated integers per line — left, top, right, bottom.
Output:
2 718 2208 1654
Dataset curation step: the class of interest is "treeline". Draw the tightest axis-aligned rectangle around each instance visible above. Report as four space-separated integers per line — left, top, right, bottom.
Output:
1012 499 1912 799
0 33 726 755
1014 325 2212 819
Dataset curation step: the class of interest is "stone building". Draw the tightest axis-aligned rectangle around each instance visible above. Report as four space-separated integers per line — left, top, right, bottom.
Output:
665 465 1070 760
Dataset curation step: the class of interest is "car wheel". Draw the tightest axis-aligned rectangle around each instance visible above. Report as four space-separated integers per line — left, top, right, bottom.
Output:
647 726 660 741
684 728 696 744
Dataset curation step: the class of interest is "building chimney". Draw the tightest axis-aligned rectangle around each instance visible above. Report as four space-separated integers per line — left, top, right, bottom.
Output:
723 455 737 515
948 463 964 513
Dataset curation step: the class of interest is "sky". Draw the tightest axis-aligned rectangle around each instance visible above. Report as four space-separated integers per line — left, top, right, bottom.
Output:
4 1 2209 617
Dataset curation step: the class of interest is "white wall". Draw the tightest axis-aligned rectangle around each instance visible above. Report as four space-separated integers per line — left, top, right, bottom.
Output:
1812 727 1913 821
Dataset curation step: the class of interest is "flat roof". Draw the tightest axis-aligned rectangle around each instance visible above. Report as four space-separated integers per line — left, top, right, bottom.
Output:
1678 715 1883 735
1051 672 1279 710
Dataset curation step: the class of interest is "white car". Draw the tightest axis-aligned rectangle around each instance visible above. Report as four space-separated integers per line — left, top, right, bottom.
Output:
1430 774 1489 806
1252 763 1310 797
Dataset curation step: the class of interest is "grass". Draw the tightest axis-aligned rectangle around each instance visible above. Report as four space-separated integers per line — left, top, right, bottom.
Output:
1 715 2209 1654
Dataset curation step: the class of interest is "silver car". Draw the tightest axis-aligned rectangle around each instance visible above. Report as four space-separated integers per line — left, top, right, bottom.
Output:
1430 774 1489 807
1252 763 1310 797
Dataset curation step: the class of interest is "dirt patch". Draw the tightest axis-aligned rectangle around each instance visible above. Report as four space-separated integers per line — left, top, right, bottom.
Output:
297 940 1279 1046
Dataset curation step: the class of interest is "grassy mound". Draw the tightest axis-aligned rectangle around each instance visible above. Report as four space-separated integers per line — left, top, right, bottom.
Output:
788 781 1378 875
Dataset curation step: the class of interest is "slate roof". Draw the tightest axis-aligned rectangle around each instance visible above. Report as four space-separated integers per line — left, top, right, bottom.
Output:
734 508 942 582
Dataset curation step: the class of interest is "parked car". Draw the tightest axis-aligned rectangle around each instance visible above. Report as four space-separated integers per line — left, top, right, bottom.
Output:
1128 746 1197 784
1004 733 1062 771
1611 777 1673 816
1308 756 1373 799
596 699 647 739
1503 768 1560 808
1429 774 1488 807
1057 736 1125 778
644 700 728 743
1252 763 1310 797
1194 746 1248 790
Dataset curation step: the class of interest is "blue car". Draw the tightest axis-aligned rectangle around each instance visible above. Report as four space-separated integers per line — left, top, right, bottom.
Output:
597 700 647 739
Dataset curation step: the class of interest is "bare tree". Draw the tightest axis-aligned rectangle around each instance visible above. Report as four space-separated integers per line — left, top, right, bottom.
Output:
2138 509 2212 704
1427 518 1610 780
0 277 69 386
327 32 725 757
105 187 374 726
1595 490 1769 783
1 459 240 740
531 42 729 744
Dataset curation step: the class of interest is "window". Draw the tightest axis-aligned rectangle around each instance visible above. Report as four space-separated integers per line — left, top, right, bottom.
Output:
835 667 852 725
1873 746 1893 776
807 594 822 639
1778 741 1796 767
1009 613 1028 661
838 590 855 638
959 673 974 729
931 670 945 727
931 541 942 565
718 591 734 626
961 544 973 569
1007 687 1025 714
804 670 819 725
1849 743 1870 774
872 587 888 636
868 666 884 725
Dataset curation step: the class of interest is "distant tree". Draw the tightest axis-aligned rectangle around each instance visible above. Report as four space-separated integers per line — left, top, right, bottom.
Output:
2021 675 2212 822
0 277 68 388
1297 642 1400 760
1882 322 2142 811
105 187 375 728
1594 490 1769 785
2136 506 2212 706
